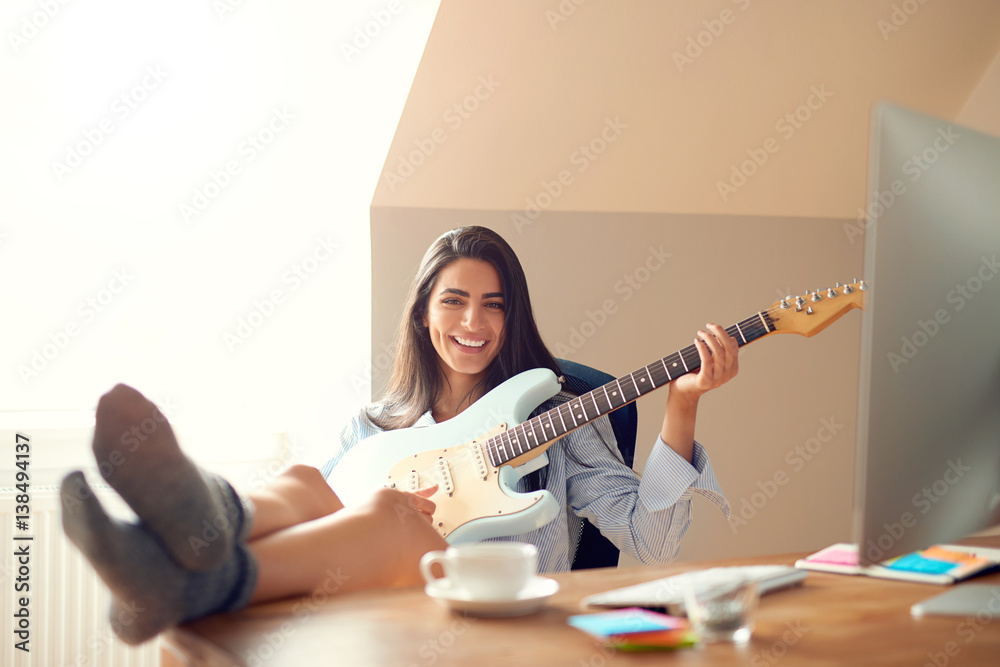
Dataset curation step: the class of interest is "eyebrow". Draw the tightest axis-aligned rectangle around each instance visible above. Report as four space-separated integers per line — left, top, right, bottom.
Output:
439 288 504 299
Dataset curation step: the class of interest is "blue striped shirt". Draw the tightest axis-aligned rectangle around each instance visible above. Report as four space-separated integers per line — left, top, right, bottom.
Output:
320 390 731 574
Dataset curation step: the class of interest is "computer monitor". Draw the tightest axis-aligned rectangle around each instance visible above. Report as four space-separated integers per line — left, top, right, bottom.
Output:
854 102 1000 568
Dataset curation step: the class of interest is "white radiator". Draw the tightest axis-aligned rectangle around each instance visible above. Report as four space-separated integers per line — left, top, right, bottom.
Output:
0 484 160 667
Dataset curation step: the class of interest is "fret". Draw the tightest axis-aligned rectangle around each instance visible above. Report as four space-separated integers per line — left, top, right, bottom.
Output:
498 433 511 461
757 311 770 333
734 321 747 344
530 418 545 447
660 357 673 382
545 411 558 438
508 429 522 455
626 373 640 400
565 402 579 427
613 378 624 404
556 404 568 433
599 385 614 413
680 352 689 373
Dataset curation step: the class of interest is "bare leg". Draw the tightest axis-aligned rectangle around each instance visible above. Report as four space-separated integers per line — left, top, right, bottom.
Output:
246 464 344 540
249 487 447 604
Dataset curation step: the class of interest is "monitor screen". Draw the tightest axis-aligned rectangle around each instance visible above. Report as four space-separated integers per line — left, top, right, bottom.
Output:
855 102 1000 566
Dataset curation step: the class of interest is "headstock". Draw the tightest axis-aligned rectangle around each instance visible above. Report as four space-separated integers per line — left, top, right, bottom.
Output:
766 280 867 338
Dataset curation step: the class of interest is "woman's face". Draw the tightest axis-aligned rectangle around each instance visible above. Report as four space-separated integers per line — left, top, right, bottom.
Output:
423 258 506 386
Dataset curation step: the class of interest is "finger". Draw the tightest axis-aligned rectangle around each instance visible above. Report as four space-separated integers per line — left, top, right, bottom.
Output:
414 484 439 498
697 327 724 364
693 336 714 384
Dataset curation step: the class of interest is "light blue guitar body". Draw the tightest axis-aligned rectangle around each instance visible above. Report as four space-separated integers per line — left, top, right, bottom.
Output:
327 368 564 543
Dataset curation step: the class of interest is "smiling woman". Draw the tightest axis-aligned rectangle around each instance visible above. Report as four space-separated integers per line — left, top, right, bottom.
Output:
322 226 739 573
422 259 508 421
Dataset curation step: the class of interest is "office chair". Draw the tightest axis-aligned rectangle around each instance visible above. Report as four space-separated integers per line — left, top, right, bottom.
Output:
556 358 638 570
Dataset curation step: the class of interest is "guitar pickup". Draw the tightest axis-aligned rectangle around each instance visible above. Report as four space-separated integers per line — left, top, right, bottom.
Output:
471 442 489 480
399 470 420 492
436 457 454 495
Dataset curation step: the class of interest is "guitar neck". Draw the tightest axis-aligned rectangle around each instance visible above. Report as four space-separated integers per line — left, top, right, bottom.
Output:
485 309 776 467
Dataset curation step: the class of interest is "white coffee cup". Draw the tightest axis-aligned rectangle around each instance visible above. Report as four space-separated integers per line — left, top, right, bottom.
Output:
420 542 538 600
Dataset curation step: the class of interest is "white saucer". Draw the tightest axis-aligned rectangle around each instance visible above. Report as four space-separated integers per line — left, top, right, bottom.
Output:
424 577 559 618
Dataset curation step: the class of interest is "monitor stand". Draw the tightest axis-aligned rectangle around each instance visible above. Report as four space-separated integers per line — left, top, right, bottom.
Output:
911 585 1000 618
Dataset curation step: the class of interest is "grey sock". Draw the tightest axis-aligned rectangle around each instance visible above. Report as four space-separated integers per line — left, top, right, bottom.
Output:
92 384 252 570
60 471 258 646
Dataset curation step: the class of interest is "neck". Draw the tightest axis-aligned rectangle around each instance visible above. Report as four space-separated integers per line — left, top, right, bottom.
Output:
432 372 485 423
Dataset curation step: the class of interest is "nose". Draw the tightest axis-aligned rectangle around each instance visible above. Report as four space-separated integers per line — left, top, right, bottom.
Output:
461 304 484 330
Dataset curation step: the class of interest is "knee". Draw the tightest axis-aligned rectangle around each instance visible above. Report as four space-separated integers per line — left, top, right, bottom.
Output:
276 464 325 490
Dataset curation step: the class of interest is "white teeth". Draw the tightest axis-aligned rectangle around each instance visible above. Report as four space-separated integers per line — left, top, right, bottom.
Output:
454 336 486 348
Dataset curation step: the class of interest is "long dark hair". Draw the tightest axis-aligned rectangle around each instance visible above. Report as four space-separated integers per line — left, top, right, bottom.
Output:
372 226 561 430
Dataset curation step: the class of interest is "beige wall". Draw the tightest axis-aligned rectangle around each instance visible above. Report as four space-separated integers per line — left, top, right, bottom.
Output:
372 0 1000 218
958 50 1000 136
368 1 1000 564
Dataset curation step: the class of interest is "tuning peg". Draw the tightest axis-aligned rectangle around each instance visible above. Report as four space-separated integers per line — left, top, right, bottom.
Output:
844 284 854 294
811 291 822 302
827 287 838 298
859 280 869 290
806 306 814 315
780 298 791 309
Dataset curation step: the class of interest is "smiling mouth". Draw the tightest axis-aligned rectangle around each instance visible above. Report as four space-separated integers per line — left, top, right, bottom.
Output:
452 336 487 348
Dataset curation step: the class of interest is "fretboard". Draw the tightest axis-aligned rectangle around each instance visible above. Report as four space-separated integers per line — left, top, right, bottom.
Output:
485 310 775 466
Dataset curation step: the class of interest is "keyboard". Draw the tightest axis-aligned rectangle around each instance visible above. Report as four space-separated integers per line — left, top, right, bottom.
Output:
581 564 807 614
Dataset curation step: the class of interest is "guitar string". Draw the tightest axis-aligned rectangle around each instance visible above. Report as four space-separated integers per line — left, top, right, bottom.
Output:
382 293 861 488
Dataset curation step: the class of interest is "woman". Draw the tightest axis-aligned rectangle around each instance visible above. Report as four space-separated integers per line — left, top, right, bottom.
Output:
321 226 737 572
62 226 736 645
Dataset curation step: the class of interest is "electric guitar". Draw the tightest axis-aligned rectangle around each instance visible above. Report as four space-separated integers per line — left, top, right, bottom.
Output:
327 281 867 543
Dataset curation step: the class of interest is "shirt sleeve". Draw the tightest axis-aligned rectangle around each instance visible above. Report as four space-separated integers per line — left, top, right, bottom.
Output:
563 417 730 566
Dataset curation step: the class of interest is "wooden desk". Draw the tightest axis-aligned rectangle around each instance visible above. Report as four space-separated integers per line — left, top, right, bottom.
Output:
162 537 1000 666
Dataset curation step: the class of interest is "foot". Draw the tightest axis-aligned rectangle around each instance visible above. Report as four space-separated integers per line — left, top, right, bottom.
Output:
92 384 251 570
60 472 256 645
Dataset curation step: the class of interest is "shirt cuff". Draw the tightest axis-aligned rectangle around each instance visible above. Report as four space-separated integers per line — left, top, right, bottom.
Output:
638 436 731 519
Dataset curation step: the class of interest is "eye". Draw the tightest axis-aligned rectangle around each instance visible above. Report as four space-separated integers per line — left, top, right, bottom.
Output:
485 301 505 310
